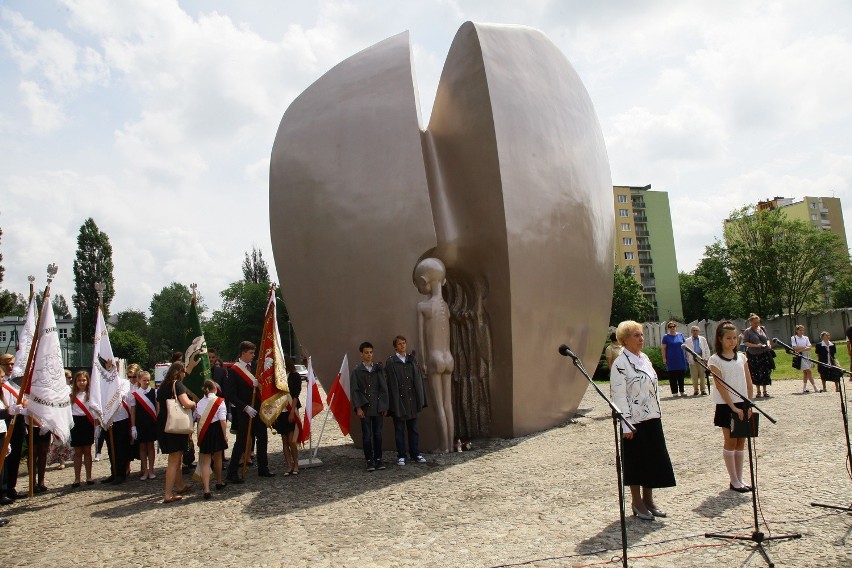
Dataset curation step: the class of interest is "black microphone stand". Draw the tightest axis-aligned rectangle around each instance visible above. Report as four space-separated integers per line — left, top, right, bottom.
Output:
683 344 801 568
559 345 635 568
773 338 852 513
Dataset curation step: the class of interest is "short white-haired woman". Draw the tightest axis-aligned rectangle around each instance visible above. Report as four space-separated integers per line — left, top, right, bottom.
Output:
610 320 676 521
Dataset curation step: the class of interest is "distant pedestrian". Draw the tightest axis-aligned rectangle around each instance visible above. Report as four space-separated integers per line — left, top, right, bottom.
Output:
685 326 710 396
661 321 688 396
791 325 817 394
743 314 773 398
815 331 841 393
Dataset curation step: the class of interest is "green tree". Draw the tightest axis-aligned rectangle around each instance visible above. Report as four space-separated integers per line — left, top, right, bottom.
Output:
0 289 26 317
775 220 845 324
72 218 115 340
723 207 784 320
114 309 149 336
831 265 852 308
242 246 270 284
610 267 653 326
206 281 290 360
110 329 149 366
148 283 204 364
679 243 744 322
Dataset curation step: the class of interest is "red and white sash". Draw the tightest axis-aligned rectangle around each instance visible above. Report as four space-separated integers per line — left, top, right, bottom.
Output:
229 363 256 389
132 390 157 421
2 381 20 404
197 396 224 444
73 396 96 426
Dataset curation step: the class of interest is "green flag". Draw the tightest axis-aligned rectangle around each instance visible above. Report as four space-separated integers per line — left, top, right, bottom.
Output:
183 295 211 398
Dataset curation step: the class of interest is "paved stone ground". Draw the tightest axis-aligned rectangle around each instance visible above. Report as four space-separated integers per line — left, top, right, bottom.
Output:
3 378 851 567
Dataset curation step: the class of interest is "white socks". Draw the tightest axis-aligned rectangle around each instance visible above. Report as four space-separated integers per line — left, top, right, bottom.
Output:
724 449 743 488
735 450 747 487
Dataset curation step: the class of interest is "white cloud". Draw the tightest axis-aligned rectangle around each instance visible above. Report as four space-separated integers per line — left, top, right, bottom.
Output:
18 80 63 131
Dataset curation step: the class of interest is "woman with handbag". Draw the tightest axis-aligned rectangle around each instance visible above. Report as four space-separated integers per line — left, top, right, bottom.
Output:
791 325 818 393
157 362 197 503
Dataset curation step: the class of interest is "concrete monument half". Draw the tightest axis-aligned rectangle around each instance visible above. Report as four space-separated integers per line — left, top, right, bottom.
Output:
269 22 613 449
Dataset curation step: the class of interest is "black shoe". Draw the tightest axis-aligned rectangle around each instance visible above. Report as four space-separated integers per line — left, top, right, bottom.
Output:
0 518 8 527
101 476 115 484
0 496 12 505
258 470 276 478
6 489 18 500
375 460 386 470
215 483 227 490
729 483 752 493
226 474 244 484
366 461 376 472
203 492 211 500
34 484 47 493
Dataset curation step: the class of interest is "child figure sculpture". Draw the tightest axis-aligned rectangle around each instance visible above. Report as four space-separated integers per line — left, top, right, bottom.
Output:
415 258 455 453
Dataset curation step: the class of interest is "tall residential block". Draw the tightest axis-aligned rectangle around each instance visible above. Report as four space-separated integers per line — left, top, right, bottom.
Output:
756 196 848 251
613 184 684 322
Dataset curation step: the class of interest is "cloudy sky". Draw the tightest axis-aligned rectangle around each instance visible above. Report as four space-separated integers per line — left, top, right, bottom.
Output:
2 1 851 315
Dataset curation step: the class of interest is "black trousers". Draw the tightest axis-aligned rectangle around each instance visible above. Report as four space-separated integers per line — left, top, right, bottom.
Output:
107 418 131 478
226 411 268 477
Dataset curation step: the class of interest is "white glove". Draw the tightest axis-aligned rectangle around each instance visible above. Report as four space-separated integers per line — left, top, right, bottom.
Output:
7 403 23 416
131 426 138 440
244 406 258 418
251 377 259 388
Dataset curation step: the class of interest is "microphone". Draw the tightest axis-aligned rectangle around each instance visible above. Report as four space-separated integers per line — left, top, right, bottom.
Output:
558 344 578 361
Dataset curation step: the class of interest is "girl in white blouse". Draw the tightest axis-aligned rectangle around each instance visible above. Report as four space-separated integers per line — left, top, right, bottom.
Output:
708 321 754 493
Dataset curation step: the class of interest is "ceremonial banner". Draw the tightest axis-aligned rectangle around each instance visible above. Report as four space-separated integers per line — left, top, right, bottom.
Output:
258 289 292 427
27 297 73 444
11 293 36 379
183 293 211 399
88 305 124 425
298 356 323 443
327 353 351 436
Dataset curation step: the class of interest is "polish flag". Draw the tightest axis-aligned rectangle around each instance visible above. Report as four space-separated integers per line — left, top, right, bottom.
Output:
298 357 324 443
326 354 351 436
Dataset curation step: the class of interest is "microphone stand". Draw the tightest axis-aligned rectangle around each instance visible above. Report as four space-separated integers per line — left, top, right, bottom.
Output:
682 344 801 568
773 338 852 513
558 345 635 568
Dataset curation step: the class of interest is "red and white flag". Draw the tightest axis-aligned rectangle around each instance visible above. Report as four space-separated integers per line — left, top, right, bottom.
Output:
298 356 324 444
326 353 351 436
27 297 73 444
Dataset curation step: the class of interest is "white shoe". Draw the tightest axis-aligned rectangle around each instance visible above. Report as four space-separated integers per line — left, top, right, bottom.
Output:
396 458 405 466
94 454 101 462
414 455 427 464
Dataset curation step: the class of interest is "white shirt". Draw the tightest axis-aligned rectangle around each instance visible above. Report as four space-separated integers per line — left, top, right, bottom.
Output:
71 392 91 417
195 393 227 422
709 352 749 406
610 349 662 427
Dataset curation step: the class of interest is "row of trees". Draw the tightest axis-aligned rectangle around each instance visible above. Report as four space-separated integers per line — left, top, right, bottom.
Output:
0 217 294 368
679 206 849 325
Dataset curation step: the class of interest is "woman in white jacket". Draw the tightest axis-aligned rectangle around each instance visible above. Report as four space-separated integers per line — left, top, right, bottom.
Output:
610 320 677 521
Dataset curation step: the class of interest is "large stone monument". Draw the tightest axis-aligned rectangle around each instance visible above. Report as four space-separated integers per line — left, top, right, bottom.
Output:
269 22 613 449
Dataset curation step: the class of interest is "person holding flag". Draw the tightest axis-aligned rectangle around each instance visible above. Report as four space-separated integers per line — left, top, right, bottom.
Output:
224 341 275 482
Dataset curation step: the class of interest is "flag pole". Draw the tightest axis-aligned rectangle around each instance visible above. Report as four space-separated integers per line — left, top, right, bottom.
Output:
312 391 334 459
95 281 117 481
0 267 54 481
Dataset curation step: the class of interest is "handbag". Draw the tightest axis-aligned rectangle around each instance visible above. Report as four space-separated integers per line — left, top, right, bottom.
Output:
792 354 802 370
164 381 194 435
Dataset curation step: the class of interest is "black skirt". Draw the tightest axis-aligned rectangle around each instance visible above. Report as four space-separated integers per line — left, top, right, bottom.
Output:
273 411 297 435
198 420 228 454
135 406 158 443
70 414 95 447
714 402 750 429
747 351 773 386
622 418 676 488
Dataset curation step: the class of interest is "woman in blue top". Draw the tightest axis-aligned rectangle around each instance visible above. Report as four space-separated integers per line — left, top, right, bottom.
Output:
661 321 688 397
